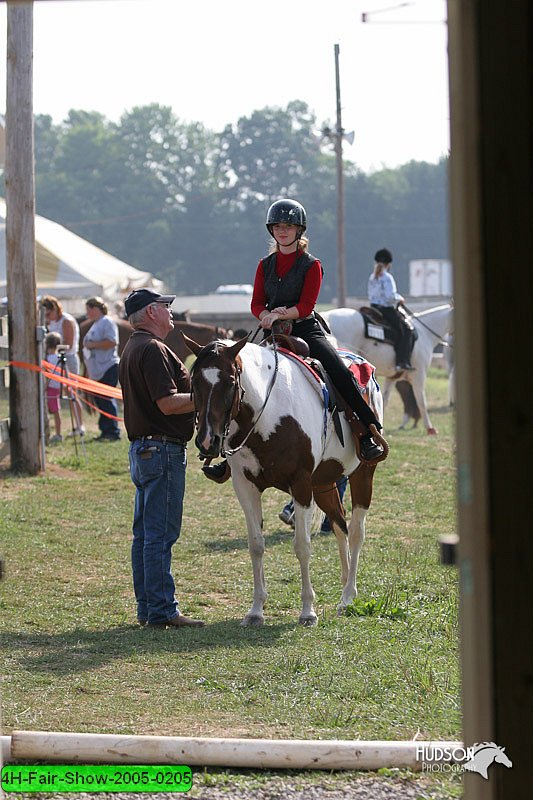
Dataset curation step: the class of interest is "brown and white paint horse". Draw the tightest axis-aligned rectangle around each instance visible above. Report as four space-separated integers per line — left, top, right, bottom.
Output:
186 336 384 626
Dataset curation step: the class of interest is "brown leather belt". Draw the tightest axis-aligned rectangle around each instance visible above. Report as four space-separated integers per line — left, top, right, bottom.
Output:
132 434 187 446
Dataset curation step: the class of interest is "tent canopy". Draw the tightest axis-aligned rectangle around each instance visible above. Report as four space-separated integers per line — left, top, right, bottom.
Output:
0 198 163 301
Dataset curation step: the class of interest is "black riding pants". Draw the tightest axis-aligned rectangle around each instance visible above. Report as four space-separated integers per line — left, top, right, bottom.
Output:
291 317 381 431
371 305 411 363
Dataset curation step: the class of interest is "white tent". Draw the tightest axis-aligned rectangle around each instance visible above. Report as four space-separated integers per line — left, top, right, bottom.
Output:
0 198 163 301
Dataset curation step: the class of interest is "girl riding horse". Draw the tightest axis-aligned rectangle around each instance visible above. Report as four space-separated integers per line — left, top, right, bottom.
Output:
203 199 386 481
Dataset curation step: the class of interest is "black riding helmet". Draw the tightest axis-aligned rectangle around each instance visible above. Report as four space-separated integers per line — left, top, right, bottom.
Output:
374 248 393 264
266 199 307 237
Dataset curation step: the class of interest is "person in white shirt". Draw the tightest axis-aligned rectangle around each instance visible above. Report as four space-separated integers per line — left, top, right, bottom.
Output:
367 248 415 371
82 296 121 441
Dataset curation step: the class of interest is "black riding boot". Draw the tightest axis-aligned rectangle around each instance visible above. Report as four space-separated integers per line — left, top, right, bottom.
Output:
202 459 231 483
345 411 387 464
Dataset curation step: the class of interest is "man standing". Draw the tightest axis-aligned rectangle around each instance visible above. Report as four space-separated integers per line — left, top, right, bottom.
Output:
120 288 205 629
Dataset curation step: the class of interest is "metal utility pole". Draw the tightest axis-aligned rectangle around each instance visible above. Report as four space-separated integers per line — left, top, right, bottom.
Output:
5 1 40 474
334 44 347 308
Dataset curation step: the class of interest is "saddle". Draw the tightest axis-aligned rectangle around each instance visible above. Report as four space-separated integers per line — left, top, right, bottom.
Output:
265 335 377 448
359 305 417 353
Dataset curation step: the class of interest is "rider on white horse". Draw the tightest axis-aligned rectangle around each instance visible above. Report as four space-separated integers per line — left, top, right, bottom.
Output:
368 248 415 372
203 199 387 481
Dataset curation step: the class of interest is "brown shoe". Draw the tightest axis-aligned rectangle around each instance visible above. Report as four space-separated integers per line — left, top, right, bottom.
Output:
148 614 205 629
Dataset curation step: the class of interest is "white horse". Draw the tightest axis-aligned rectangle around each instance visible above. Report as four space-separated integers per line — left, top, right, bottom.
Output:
186 337 385 626
322 304 453 435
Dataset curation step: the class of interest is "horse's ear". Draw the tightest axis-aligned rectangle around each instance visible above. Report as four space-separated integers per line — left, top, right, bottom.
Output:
180 333 203 355
226 335 248 359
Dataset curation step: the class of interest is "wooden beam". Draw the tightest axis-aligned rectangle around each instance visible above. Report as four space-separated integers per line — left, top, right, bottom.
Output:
9 731 465 771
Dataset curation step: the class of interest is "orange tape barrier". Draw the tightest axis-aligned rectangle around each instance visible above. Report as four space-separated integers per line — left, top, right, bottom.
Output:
10 360 123 399
9 359 123 422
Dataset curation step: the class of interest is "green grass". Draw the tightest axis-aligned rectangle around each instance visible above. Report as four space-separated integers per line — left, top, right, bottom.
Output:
0 367 462 797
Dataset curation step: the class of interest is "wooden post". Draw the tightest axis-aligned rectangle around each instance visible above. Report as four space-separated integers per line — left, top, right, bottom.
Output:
334 44 347 308
5 1 40 474
448 1 532 798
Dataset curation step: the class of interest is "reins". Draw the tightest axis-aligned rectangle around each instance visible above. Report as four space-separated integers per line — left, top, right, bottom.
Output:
402 304 453 347
222 335 280 457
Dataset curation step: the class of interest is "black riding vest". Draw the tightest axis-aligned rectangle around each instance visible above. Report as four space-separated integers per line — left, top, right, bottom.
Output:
261 251 321 311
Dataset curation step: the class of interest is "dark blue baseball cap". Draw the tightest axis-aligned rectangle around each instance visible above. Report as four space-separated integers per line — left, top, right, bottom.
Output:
124 288 176 317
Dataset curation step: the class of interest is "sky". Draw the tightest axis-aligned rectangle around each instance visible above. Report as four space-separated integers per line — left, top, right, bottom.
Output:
1 0 450 174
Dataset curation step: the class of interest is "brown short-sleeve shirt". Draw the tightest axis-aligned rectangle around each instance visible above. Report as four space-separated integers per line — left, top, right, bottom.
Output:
119 329 194 441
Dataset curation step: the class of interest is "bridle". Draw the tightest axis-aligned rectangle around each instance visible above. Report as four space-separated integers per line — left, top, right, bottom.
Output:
218 362 245 454
191 340 279 458
222 338 280 457
192 335 281 459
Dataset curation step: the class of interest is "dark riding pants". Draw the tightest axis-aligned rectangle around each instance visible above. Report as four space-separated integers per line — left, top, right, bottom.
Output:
371 305 413 364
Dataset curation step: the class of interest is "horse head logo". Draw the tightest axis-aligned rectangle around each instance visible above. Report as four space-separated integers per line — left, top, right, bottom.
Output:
463 742 512 779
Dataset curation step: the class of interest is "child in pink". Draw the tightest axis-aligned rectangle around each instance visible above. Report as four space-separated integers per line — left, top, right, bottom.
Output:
45 332 63 443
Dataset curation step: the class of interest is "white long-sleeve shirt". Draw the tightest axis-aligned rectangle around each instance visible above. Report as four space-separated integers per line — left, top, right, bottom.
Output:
368 270 402 307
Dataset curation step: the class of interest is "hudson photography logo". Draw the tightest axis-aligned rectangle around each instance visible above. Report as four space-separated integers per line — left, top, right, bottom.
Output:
417 741 513 779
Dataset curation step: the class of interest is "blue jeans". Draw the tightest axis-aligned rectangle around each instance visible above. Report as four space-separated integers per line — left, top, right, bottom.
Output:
95 364 121 438
129 439 187 624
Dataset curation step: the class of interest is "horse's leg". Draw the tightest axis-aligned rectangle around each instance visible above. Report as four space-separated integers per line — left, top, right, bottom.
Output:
312 483 350 585
292 502 318 625
381 376 394 411
410 370 437 434
232 472 267 626
448 365 455 406
337 464 376 614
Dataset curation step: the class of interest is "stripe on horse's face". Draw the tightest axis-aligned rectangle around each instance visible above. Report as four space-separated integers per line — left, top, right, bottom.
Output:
193 354 237 457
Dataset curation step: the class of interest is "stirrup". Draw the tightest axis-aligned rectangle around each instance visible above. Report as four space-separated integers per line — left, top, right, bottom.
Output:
345 412 389 465
359 425 389 465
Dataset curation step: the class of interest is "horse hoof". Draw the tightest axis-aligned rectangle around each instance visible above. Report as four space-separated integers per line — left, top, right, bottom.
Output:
241 615 264 627
299 614 318 626
427 427 438 436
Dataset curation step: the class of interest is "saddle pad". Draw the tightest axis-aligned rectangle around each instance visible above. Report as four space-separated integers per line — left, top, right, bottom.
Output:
337 350 376 390
278 346 376 392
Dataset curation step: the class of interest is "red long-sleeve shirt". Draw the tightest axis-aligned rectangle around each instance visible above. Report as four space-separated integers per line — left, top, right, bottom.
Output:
251 250 323 319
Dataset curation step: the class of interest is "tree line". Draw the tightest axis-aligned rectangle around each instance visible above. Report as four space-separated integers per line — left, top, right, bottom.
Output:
2 100 449 300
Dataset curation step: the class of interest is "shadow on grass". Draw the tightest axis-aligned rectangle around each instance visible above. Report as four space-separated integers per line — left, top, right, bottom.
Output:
430 404 455 416
0 618 295 677
202 528 294 553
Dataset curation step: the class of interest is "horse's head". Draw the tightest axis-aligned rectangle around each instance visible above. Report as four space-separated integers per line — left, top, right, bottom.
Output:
185 335 248 458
